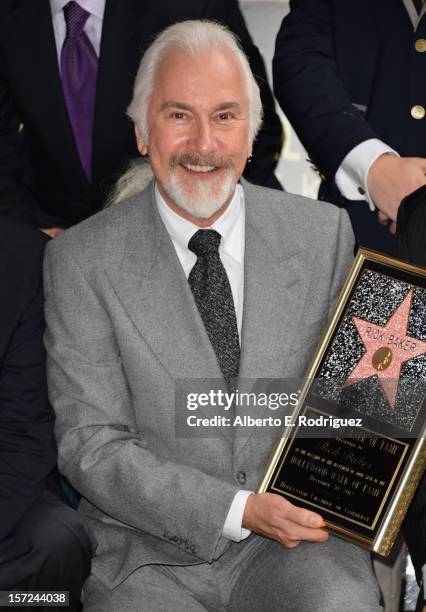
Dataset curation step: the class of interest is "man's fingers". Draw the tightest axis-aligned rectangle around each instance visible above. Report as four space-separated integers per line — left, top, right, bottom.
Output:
282 502 324 528
377 211 389 226
242 493 328 547
40 227 65 238
282 539 300 549
367 155 426 220
377 212 397 234
278 523 329 545
410 157 426 173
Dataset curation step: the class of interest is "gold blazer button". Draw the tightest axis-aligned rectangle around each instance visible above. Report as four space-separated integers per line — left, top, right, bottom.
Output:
411 104 426 119
415 38 426 52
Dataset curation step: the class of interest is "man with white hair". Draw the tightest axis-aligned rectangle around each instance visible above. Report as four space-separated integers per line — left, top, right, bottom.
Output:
44 20 382 611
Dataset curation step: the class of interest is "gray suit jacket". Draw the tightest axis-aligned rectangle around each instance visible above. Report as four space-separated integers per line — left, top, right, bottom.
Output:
44 179 354 588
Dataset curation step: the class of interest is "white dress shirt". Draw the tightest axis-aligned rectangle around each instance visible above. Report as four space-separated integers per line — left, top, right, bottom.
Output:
402 0 426 29
155 183 253 542
335 139 398 211
50 0 105 65
155 183 245 339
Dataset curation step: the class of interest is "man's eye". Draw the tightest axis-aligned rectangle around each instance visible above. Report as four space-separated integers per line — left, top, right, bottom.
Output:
171 112 186 120
217 112 232 120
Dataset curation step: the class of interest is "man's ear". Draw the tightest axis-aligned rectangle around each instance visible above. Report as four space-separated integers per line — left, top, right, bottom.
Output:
135 126 148 156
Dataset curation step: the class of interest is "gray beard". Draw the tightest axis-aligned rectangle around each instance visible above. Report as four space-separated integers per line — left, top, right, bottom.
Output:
162 168 237 220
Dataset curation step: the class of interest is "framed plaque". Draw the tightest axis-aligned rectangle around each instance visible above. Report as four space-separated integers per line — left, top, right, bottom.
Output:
258 249 426 556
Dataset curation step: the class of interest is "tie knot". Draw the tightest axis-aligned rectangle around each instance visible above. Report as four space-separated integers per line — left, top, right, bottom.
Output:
188 230 221 257
63 1 90 37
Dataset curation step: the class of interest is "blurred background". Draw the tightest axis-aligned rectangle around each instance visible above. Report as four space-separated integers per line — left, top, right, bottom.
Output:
241 0 320 198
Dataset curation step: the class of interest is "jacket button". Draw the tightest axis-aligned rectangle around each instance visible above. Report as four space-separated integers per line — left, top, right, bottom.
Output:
411 105 425 120
236 470 247 485
415 38 426 52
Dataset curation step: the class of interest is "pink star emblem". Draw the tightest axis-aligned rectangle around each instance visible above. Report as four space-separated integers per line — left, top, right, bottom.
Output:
343 289 426 409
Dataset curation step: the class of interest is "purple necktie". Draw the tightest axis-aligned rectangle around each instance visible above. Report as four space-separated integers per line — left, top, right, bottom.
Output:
61 1 98 180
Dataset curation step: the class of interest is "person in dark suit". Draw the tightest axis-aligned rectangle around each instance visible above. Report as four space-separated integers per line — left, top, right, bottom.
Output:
398 185 426 268
273 3 426 606
273 0 426 255
0 216 92 611
0 0 282 235
397 187 426 612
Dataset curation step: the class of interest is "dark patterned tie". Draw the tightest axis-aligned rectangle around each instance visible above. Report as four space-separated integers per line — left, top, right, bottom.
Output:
188 230 240 388
61 1 98 180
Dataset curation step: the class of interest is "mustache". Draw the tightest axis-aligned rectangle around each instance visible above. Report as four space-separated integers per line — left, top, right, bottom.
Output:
169 153 234 170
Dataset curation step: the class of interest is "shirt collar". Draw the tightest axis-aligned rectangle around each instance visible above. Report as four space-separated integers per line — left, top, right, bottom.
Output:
155 183 244 264
402 0 426 28
50 0 105 19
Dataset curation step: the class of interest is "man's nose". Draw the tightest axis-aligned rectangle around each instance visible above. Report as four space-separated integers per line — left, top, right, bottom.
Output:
189 118 217 155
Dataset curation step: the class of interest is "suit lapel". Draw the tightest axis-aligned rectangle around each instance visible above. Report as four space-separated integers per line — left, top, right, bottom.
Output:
402 0 422 28
107 181 314 448
234 181 313 457
92 0 142 183
370 0 415 30
105 183 232 434
14 1 87 188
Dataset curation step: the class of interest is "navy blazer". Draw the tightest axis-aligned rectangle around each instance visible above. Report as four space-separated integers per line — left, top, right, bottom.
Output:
397 187 426 588
0 217 57 541
274 0 426 581
273 0 426 201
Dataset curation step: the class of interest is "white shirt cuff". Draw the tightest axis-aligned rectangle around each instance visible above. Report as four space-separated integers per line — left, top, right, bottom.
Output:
335 139 398 211
222 490 253 542
422 565 426 597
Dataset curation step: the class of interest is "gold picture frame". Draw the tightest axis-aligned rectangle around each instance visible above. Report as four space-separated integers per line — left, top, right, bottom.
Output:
258 249 426 556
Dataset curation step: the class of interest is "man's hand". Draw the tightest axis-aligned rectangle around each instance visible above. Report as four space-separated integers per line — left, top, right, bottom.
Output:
40 227 64 238
368 155 426 230
242 492 328 549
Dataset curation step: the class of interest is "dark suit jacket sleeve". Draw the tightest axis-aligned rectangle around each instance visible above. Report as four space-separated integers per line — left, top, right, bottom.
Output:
0 229 56 540
397 185 426 268
396 187 426 584
0 74 36 224
273 0 377 181
205 0 283 188
0 2 38 225
403 473 426 586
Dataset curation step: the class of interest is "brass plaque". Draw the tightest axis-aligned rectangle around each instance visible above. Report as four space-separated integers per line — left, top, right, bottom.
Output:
258 250 426 556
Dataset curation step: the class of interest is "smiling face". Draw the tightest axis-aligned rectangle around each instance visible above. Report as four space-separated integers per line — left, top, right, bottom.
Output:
135 46 252 225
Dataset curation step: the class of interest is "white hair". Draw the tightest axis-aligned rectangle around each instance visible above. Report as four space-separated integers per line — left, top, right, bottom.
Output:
106 158 153 205
127 19 263 145
109 20 263 207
